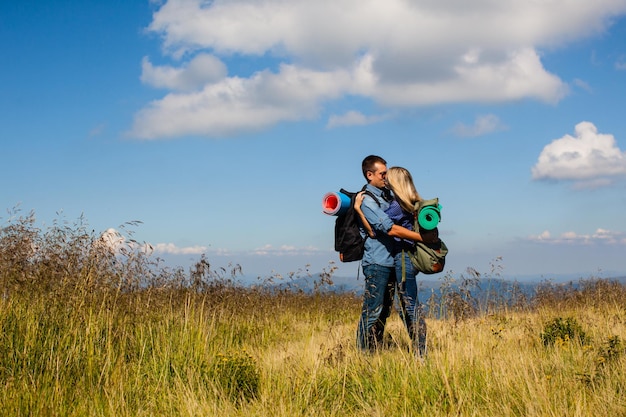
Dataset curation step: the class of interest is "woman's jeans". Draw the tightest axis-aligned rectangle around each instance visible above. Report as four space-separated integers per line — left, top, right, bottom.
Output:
356 264 396 352
395 251 427 357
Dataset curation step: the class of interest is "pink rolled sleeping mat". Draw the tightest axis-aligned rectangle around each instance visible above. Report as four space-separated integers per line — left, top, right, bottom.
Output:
322 191 351 216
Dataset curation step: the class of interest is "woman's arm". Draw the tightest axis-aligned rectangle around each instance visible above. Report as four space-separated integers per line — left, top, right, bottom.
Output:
388 224 424 241
354 192 375 237
357 192 427 241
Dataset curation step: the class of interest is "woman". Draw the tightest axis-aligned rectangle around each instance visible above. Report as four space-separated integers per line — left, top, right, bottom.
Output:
355 166 429 357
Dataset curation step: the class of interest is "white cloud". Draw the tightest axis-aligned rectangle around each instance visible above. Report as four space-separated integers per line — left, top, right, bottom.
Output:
326 110 387 128
129 63 352 138
96 234 318 260
95 230 208 256
451 114 507 138
147 0 623 63
251 244 321 256
573 78 593 93
140 54 227 91
531 230 553 241
152 243 208 255
371 48 567 106
96 228 125 251
531 121 626 187
527 228 626 245
130 0 626 139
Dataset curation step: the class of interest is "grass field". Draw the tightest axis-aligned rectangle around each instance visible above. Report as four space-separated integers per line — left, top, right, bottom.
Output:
2 211 625 416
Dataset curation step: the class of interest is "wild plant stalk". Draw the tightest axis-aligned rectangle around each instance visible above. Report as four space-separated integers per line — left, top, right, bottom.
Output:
2 210 626 416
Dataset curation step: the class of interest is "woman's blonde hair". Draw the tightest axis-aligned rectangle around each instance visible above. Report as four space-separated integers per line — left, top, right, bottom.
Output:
386 166 421 212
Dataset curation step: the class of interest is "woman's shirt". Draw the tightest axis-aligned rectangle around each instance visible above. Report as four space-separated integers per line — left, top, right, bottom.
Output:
384 199 416 254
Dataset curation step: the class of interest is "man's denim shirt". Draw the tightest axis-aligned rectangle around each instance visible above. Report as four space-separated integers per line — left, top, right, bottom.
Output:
360 184 395 267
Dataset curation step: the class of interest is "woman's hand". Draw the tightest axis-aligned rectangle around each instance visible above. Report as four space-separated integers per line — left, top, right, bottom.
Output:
354 191 365 210
354 191 375 237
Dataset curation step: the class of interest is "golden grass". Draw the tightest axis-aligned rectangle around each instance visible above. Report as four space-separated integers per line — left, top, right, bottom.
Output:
2 284 626 416
2 211 626 416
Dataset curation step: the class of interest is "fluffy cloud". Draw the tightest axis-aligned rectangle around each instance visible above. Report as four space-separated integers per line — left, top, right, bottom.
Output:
130 0 626 139
140 54 227 91
152 243 208 255
528 229 626 245
251 244 321 256
531 121 626 187
326 110 388 128
131 63 351 138
451 114 507 138
96 228 126 251
97 230 209 256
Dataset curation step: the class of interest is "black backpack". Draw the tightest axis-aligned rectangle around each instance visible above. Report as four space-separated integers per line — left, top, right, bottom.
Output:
334 187 380 262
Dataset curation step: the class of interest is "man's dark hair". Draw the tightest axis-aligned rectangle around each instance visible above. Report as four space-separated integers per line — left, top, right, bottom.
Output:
362 155 387 180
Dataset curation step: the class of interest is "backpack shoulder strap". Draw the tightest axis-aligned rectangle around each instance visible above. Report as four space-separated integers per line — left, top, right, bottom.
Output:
337 186 381 207
359 185 381 207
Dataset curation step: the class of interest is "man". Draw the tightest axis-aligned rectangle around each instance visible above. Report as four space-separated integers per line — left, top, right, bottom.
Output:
356 155 425 352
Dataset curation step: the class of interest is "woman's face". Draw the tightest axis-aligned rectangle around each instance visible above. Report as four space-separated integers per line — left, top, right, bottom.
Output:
384 172 397 192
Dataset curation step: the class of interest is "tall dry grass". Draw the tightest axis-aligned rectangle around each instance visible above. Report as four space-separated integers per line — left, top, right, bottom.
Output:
1 210 625 416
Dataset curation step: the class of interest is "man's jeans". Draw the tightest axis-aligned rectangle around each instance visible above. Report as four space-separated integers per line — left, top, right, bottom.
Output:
356 264 396 351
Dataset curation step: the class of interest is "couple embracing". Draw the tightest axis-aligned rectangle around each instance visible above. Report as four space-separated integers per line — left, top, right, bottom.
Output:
354 155 439 357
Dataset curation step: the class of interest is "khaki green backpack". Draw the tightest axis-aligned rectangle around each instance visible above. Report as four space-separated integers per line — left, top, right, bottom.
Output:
407 198 448 275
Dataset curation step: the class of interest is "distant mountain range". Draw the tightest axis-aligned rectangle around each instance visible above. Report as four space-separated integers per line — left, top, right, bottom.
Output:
260 272 626 299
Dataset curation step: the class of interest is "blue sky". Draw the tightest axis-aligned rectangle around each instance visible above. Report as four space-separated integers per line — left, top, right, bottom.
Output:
2 0 626 282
